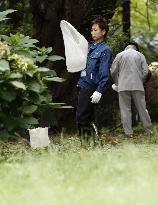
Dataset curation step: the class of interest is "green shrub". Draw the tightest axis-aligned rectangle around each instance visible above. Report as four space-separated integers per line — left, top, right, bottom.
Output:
0 33 65 136
107 20 128 57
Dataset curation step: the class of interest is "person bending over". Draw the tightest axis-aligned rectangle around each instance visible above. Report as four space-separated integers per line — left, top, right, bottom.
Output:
110 42 152 137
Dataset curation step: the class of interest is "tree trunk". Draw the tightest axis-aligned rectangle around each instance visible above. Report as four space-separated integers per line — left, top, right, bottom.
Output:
122 0 131 39
2 0 30 31
7 0 25 29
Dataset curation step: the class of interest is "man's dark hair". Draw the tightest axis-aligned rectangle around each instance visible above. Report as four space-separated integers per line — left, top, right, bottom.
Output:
124 41 139 51
91 16 109 37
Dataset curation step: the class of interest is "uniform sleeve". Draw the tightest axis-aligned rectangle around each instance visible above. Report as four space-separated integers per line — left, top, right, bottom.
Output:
110 54 120 84
96 48 112 93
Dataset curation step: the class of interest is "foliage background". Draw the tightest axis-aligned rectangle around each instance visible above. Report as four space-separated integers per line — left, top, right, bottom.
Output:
0 0 158 133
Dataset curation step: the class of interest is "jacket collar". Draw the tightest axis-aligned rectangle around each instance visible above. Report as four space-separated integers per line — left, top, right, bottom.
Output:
88 41 106 56
89 41 104 49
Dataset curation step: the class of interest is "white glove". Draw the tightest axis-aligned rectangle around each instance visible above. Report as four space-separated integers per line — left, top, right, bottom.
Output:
112 84 118 92
90 91 102 103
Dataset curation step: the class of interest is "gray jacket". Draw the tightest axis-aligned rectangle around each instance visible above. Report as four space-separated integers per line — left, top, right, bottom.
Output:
110 48 149 92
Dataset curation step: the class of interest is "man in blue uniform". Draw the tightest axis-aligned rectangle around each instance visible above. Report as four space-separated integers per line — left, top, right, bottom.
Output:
76 16 112 140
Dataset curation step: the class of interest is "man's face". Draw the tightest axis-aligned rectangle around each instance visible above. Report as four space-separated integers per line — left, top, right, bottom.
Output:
91 24 106 43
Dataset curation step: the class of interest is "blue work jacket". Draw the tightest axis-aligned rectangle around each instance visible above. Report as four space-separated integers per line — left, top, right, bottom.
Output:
77 41 112 93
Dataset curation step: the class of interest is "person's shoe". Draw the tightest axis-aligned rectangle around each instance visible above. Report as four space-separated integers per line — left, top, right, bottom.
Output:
125 134 134 138
144 127 153 135
144 130 153 136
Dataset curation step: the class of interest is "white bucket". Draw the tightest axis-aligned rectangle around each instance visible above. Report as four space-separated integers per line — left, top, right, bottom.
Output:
28 127 50 148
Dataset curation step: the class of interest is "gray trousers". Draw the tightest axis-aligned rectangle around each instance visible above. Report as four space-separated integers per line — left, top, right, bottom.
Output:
119 91 152 135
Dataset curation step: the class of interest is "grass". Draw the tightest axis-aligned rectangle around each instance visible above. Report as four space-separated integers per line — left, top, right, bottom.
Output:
0 125 158 205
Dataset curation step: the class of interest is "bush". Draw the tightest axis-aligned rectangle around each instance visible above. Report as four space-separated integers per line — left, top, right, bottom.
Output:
107 21 128 57
0 33 65 136
146 62 158 121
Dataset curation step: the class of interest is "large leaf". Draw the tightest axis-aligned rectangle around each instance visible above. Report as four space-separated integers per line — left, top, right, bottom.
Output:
0 35 9 41
8 34 38 48
0 89 16 102
44 77 65 82
28 81 41 93
25 70 36 77
0 60 10 72
27 92 40 104
47 55 65 61
4 118 17 131
35 55 47 63
16 117 39 128
41 102 65 108
37 67 51 72
21 105 38 114
59 105 74 109
38 69 57 78
0 114 20 131
47 47 53 54
44 93 52 102
21 36 39 46
23 117 39 125
38 95 48 103
15 49 33 57
10 81 26 90
45 70 57 76
8 73 23 79
0 9 16 22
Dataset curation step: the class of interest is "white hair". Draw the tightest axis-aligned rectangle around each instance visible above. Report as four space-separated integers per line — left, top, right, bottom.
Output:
125 45 137 50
